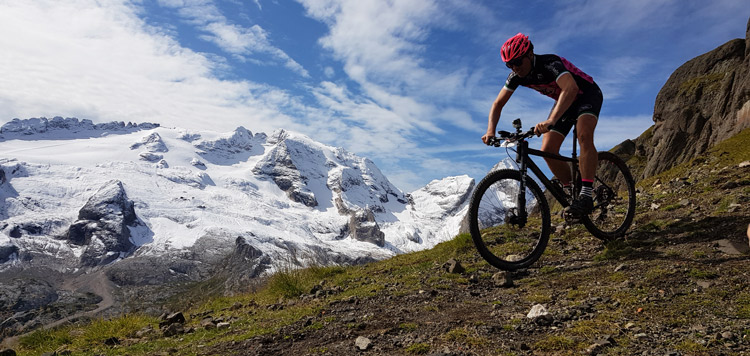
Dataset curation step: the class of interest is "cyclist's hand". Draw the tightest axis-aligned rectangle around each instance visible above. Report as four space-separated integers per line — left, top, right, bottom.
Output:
481 132 495 145
534 120 554 136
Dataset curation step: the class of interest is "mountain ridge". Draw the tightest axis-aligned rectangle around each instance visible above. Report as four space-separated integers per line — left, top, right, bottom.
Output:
0 117 484 340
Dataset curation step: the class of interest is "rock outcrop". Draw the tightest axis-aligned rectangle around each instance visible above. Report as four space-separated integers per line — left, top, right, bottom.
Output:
637 17 750 179
0 117 158 139
253 131 319 207
0 245 18 264
349 208 386 247
64 180 141 266
130 132 168 153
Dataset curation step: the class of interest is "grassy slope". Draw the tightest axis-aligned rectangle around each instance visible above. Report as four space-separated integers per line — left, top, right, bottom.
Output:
13 128 750 356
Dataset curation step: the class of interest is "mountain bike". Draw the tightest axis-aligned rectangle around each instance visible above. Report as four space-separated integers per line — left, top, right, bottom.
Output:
468 119 636 271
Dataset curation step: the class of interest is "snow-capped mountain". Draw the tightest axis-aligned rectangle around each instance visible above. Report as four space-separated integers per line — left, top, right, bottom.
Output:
0 117 476 277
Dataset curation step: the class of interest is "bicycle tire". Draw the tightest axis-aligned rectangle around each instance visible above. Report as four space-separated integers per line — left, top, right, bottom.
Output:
468 169 551 271
581 151 636 241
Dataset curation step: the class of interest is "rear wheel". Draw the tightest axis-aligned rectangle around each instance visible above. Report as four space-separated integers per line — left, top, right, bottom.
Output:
581 151 636 241
468 169 551 271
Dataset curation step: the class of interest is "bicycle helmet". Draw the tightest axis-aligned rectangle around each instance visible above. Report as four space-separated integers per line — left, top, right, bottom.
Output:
501 33 532 62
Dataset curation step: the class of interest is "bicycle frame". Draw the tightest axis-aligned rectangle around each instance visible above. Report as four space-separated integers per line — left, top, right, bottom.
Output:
512 127 580 213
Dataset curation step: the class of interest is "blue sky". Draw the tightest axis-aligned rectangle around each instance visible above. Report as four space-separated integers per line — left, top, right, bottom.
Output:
0 0 747 191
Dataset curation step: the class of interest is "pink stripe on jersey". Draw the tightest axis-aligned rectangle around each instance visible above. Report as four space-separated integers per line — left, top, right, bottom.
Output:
560 57 594 84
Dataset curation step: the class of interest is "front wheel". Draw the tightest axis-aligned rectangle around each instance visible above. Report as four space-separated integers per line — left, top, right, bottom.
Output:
468 169 551 271
581 151 637 241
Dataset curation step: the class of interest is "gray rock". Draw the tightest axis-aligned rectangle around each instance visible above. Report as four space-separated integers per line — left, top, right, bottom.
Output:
721 331 735 340
491 271 513 288
201 317 216 329
138 152 163 162
354 336 372 351
444 259 465 274
161 323 184 337
159 312 185 328
135 326 154 338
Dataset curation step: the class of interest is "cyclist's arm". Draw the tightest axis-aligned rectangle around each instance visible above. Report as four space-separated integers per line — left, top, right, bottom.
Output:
483 88 513 144
547 72 578 124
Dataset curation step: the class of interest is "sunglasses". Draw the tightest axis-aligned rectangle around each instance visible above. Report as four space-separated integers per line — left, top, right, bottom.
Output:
505 56 525 68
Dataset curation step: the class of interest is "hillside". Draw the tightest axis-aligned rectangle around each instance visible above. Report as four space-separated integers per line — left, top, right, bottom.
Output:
6 126 749 356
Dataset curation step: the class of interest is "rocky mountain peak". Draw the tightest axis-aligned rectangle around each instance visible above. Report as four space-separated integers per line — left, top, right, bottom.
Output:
634 17 750 179
64 180 142 266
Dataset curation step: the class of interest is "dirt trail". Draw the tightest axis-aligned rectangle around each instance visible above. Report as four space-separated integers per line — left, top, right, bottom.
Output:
1 269 117 348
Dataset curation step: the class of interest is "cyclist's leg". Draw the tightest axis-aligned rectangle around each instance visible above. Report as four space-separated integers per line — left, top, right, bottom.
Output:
573 85 603 182
546 106 577 185
541 131 571 184
576 114 598 181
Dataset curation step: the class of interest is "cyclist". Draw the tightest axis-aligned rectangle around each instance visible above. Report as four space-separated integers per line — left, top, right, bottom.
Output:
481 33 603 218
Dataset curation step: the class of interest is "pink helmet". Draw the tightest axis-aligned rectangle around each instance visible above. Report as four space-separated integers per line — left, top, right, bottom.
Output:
501 33 532 62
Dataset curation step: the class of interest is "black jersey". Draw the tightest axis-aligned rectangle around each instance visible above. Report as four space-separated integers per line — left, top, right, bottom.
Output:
504 54 596 100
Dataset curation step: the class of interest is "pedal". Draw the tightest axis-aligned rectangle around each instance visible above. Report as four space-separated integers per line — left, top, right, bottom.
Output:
563 209 582 225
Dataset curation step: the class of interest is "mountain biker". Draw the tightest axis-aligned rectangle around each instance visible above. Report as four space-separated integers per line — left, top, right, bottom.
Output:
481 33 603 218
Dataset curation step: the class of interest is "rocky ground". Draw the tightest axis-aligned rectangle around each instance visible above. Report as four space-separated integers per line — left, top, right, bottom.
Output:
4 133 750 356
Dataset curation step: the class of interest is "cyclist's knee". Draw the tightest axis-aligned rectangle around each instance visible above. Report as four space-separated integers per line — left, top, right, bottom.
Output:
541 133 564 153
576 127 595 147
577 132 595 146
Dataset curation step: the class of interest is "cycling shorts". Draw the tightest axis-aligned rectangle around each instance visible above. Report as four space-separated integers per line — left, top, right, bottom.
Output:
549 83 603 137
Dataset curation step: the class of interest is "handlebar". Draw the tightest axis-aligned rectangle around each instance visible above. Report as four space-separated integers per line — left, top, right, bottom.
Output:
487 128 536 147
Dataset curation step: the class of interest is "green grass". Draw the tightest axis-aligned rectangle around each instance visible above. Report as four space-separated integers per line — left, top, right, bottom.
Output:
19 314 156 353
736 293 750 319
405 343 431 354
679 72 726 96
399 322 419 332
638 127 750 189
533 335 580 353
14 233 482 355
688 268 718 280
594 240 635 261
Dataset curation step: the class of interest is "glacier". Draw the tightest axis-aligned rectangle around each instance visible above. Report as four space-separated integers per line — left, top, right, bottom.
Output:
0 117 479 275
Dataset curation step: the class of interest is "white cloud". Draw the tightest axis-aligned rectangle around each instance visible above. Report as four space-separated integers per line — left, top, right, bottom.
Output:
0 0 296 133
160 0 309 77
297 0 479 130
